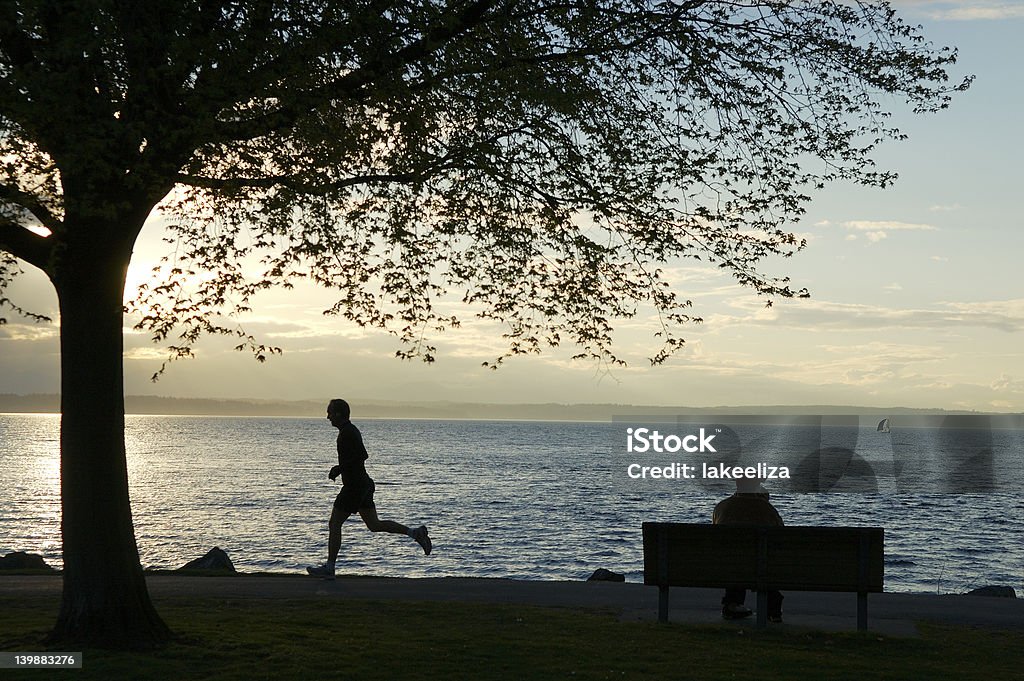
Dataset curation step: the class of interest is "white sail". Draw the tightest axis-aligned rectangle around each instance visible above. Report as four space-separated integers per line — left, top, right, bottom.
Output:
876 418 891 433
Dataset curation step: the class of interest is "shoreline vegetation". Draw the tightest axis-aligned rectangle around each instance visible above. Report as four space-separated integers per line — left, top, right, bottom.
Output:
0 394 1003 421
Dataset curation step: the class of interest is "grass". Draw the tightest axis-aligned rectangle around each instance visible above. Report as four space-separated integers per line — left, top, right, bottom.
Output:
1 595 1022 680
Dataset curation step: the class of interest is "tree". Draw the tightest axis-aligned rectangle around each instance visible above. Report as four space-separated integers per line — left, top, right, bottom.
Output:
0 0 968 648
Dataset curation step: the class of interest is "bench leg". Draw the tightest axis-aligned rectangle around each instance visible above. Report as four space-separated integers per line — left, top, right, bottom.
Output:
756 590 767 627
857 592 867 631
659 586 669 623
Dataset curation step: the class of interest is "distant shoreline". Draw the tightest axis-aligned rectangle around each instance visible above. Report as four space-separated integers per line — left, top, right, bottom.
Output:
0 393 1002 421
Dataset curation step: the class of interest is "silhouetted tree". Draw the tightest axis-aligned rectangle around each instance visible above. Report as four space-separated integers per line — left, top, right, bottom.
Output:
0 0 968 648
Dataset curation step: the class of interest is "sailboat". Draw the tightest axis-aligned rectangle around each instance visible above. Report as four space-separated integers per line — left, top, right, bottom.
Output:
876 418 891 433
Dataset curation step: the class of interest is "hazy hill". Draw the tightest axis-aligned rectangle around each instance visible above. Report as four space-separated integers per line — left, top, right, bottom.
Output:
0 393 994 421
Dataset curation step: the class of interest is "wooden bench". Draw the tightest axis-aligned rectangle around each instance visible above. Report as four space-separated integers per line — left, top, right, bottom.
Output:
642 522 884 629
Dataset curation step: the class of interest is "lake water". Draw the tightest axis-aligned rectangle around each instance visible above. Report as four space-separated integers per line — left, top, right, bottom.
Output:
1 414 1021 594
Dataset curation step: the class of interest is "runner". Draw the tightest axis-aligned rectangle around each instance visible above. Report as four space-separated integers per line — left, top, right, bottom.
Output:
307 399 431 579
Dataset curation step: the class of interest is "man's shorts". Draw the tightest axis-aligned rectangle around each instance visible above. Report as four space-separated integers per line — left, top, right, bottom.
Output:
334 478 376 514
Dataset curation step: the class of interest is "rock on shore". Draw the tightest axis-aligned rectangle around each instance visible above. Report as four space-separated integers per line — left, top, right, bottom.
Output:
587 568 625 582
965 586 1017 598
179 547 236 573
0 551 57 572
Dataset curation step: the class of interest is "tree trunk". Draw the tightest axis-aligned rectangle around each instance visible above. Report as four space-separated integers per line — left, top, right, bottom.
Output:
47 234 170 649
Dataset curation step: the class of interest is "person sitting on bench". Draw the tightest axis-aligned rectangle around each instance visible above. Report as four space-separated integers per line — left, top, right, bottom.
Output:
713 476 784 622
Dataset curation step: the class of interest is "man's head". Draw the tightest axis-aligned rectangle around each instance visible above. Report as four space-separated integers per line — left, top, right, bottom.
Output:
327 398 350 427
736 475 766 494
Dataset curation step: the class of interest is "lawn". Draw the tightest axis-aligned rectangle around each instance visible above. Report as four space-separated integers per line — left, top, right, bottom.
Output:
1 595 1021 680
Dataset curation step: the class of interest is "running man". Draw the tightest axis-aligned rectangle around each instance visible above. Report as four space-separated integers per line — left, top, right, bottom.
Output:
307 399 431 579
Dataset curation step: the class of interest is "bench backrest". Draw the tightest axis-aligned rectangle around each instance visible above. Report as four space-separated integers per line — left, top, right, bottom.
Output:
642 523 884 593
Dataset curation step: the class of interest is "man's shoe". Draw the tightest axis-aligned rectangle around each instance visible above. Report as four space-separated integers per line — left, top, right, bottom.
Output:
306 563 335 580
413 526 432 555
768 614 783 624
721 604 753 620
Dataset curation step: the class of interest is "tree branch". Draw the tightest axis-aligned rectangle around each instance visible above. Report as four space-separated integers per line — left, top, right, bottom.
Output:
0 4 37 68
0 218 54 272
176 170 425 193
210 0 502 143
179 122 527 194
0 182 62 231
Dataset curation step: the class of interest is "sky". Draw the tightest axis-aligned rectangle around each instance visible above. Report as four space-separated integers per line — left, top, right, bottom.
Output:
2 1 1023 411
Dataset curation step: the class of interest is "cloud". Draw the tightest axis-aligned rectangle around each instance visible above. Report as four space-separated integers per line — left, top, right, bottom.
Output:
818 340 942 362
658 265 733 288
828 220 937 244
0 322 58 342
991 374 1024 393
123 347 169 361
661 338 949 392
651 340 1024 410
893 1 1024 21
841 220 938 232
944 299 1024 319
705 297 1024 333
927 4 1024 21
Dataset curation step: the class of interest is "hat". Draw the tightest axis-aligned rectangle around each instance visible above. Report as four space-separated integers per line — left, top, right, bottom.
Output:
736 475 766 494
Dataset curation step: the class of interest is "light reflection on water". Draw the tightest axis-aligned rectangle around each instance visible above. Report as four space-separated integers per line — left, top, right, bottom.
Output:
0 413 1021 594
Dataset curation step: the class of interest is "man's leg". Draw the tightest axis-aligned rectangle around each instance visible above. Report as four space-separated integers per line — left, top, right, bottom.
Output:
358 506 408 534
722 588 746 606
327 505 351 565
360 507 432 554
308 505 351 578
768 590 784 622
721 588 752 619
